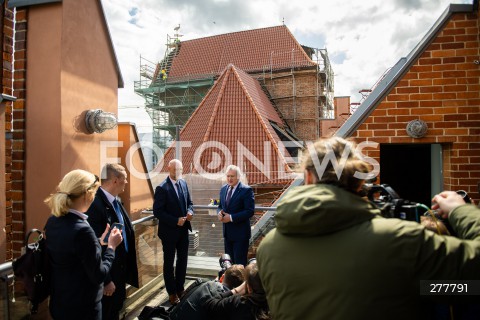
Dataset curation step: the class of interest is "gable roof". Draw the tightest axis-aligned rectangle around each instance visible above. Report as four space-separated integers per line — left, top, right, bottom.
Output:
335 3 474 138
167 25 316 80
157 64 295 185
9 0 124 88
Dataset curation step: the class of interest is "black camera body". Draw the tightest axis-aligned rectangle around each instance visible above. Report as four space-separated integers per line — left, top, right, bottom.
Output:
218 254 233 278
367 184 420 222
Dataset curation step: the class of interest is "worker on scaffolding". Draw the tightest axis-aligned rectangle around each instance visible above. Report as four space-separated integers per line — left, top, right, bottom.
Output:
161 69 167 81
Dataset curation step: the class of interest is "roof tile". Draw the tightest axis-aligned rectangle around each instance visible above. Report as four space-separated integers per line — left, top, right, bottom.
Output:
167 25 316 80
158 64 295 185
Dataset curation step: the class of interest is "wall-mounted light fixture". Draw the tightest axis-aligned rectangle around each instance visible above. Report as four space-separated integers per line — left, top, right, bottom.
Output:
85 109 118 134
406 119 428 138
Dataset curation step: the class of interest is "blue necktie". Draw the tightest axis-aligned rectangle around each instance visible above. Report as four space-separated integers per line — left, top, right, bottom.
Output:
113 199 128 252
176 182 186 213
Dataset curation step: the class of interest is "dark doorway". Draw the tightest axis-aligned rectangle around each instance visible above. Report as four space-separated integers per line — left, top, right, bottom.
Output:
380 144 432 207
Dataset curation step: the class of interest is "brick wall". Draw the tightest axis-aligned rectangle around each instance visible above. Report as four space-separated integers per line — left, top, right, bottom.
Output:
3 3 15 260
353 9 480 201
11 8 27 258
262 69 323 141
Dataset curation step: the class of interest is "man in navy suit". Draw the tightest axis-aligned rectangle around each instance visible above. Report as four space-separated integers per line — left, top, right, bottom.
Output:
217 165 254 266
153 159 194 305
87 164 139 320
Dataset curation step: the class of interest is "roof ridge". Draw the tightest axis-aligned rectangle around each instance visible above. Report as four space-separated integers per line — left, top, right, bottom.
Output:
161 65 228 162
230 65 293 172
180 25 287 43
202 67 232 144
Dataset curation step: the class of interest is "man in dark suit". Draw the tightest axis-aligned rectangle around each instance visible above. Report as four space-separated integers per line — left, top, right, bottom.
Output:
217 165 254 266
87 164 139 320
153 159 194 305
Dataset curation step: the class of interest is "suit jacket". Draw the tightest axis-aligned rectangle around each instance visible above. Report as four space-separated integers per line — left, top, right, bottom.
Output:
87 188 139 288
153 177 194 240
218 182 255 241
45 212 115 320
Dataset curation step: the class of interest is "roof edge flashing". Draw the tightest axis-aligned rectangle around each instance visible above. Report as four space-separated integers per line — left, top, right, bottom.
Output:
335 58 407 138
8 0 61 8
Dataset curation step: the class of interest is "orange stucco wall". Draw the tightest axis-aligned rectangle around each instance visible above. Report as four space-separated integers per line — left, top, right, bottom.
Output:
118 123 154 221
25 0 119 230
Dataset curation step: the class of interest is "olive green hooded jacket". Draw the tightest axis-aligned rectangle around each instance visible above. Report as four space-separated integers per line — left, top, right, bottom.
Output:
257 184 480 320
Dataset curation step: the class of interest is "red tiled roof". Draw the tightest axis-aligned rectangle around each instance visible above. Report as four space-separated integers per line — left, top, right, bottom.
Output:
158 64 295 185
167 25 316 80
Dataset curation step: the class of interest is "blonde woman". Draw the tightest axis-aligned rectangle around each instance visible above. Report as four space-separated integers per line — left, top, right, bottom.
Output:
44 169 123 320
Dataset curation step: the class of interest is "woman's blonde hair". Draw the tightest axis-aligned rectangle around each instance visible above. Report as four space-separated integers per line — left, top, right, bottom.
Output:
301 136 371 194
44 169 99 217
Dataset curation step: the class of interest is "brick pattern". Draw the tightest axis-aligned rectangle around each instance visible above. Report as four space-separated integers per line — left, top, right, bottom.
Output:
11 8 28 258
3 3 15 261
262 70 321 141
353 9 480 201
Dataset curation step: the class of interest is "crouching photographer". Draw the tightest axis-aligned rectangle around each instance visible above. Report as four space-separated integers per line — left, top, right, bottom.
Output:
203 259 270 320
257 136 480 320
168 260 245 320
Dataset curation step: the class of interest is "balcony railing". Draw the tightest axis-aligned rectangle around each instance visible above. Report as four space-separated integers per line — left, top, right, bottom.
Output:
0 204 276 319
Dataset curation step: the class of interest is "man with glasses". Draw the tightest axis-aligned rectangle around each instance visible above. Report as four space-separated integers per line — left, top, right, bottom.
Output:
87 163 139 320
153 159 194 305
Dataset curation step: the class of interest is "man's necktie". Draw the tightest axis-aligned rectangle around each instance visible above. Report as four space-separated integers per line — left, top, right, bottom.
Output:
176 182 186 213
112 199 128 252
225 186 233 207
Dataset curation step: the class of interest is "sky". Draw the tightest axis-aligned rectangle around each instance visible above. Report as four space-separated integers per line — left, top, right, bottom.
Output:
102 0 472 132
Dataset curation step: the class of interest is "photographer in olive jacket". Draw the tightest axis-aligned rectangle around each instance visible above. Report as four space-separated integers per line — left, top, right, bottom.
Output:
257 136 480 320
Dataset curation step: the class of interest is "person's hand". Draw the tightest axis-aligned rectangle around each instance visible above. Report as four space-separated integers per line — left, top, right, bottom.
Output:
103 281 116 296
107 227 123 250
432 191 466 219
186 212 193 221
220 212 231 223
99 223 110 245
177 217 186 226
217 210 224 221
232 281 246 295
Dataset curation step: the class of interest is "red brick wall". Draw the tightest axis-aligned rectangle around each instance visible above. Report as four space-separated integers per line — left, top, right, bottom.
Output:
3 3 15 261
353 9 480 202
262 69 322 141
11 8 27 258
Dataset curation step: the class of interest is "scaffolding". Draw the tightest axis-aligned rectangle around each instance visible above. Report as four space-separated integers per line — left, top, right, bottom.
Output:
258 47 334 138
134 27 335 157
134 28 215 157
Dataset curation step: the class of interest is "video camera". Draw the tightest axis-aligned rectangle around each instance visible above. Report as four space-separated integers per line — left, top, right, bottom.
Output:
218 254 232 278
366 184 421 222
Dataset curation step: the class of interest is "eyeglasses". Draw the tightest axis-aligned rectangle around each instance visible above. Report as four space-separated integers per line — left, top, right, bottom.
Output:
87 174 99 191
